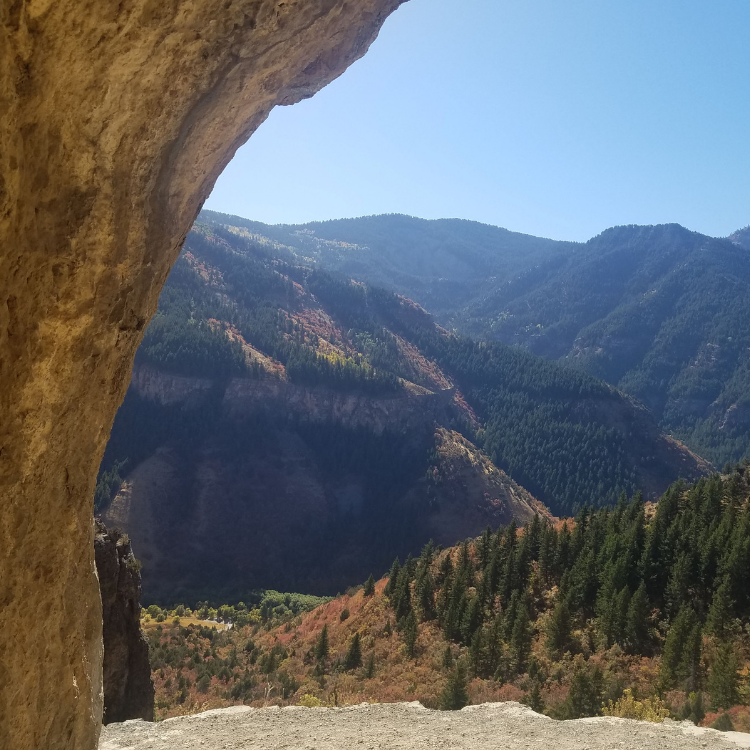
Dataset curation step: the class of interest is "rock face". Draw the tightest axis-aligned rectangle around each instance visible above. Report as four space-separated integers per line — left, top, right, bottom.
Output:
94 520 154 725
98 703 750 750
0 2 405 749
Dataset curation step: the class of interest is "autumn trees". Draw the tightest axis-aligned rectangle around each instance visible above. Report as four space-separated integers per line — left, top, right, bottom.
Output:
381 470 750 716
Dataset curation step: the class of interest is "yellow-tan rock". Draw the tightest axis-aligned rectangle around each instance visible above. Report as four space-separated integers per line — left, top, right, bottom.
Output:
0 2 405 748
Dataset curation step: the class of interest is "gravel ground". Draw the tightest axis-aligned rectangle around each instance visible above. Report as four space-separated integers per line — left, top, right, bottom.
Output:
100 702 750 750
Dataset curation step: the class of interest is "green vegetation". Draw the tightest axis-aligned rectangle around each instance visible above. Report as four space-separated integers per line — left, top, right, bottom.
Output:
205 214 750 468
459 224 750 467
381 470 750 718
146 471 750 724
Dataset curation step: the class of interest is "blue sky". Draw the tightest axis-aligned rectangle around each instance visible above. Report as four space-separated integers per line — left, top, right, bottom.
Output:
205 0 750 242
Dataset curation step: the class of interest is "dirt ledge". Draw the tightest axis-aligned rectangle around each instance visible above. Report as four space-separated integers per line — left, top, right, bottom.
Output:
99 702 750 750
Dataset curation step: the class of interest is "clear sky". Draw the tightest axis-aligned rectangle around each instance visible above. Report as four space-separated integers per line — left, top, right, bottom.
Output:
204 0 750 242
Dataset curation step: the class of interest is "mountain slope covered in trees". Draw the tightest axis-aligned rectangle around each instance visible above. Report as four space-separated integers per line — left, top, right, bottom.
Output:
144 470 750 730
198 210 578 322
206 213 750 468
99 219 708 600
460 224 750 467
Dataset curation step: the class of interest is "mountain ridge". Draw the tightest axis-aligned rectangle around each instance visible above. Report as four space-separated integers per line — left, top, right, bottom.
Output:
204 212 750 467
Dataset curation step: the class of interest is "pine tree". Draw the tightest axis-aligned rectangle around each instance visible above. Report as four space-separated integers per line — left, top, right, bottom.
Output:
460 595 482 646
705 578 733 638
392 568 413 624
469 628 485 678
479 526 493 568
314 624 329 661
364 652 375 679
363 574 376 597
625 583 650 654
680 692 705 725
708 641 740 710
665 552 692 617
403 610 418 659
660 606 698 691
545 596 572 659
384 558 401 598
678 623 702 693
343 632 363 671
415 564 436 621
442 645 454 670
440 664 469 711
558 664 603 719
510 597 532 674
524 681 545 713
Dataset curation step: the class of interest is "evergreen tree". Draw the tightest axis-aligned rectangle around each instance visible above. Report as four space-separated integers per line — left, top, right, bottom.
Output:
469 628 485 678
659 606 697 691
523 681 545 714
364 652 375 678
403 610 418 659
442 645 454 670
711 713 735 731
363 574 376 597
678 623 703 693
415 565 436 621
708 642 740 710
392 568 413 624
343 633 363 671
440 664 469 711
680 692 705 725
558 665 603 719
510 598 532 674
624 583 650 654
545 596 572 658
384 558 401 598
460 595 482 645
479 526 493 568
705 578 733 638
314 624 329 661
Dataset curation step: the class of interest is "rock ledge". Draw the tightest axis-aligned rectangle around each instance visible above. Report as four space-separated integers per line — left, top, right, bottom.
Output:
99 701 750 750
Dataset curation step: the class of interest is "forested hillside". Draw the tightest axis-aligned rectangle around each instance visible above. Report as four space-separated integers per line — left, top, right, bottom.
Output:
457 224 750 467
206 214 750 468
198 210 578 321
99 219 708 601
144 469 750 730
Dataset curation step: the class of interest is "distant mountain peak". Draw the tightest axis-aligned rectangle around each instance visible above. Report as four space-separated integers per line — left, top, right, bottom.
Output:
729 225 750 250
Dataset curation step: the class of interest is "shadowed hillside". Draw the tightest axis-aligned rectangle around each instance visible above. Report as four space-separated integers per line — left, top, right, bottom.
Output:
98 219 709 603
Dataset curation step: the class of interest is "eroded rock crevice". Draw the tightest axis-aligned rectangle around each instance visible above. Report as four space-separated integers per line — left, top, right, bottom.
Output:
0 2 405 748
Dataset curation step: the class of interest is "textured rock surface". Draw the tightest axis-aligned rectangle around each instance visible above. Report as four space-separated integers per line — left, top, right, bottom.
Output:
94 520 154 724
0 2 405 749
99 703 750 750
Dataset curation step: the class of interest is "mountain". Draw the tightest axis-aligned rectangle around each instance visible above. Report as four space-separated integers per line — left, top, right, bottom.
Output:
459 224 750 467
143 470 750 728
729 226 750 250
198 210 579 322
98 219 708 601
204 213 750 468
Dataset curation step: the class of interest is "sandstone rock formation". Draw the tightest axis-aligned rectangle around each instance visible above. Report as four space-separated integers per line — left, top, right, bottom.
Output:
0 2 405 748
94 520 154 724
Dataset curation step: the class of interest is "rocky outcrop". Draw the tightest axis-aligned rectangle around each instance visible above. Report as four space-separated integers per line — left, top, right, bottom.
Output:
99 703 750 750
0 3 405 749
94 520 154 725
130 363 458 433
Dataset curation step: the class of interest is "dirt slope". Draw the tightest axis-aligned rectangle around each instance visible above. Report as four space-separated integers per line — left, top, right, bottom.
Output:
99 703 749 750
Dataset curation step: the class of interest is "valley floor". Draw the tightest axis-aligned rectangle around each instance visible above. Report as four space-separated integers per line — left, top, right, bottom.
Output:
100 702 749 750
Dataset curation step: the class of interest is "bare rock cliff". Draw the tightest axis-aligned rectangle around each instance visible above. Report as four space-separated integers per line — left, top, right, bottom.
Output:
0 2 405 748
94 520 154 725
